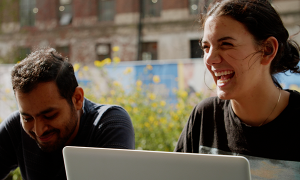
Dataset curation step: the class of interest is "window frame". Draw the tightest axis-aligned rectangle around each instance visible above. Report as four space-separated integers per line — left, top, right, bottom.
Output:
58 0 73 26
20 0 36 27
190 39 203 59
95 43 112 61
139 42 158 61
56 45 71 59
142 0 162 18
98 0 115 22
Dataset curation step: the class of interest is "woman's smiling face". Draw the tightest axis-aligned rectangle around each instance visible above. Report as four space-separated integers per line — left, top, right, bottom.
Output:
202 15 264 100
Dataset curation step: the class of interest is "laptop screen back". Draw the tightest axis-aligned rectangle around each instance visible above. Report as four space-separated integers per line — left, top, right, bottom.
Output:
63 146 251 180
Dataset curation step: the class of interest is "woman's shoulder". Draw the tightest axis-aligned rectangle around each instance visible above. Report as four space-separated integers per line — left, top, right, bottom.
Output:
193 96 229 113
285 89 300 108
286 89 300 98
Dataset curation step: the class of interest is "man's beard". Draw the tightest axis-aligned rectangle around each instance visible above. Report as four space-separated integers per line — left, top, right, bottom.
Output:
30 106 78 153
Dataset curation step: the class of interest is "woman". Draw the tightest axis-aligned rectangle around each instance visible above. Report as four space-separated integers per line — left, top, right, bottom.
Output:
175 0 300 179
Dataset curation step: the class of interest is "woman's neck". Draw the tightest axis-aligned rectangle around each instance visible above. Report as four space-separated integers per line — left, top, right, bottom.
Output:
230 85 289 126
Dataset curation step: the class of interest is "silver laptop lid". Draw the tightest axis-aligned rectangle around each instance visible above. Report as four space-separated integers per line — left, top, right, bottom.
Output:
63 146 251 180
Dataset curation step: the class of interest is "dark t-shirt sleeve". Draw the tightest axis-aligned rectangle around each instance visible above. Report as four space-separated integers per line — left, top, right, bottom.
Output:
174 97 219 153
93 107 135 149
0 112 19 179
175 101 204 153
76 102 135 150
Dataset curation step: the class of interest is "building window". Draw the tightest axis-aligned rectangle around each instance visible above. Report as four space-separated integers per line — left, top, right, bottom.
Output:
190 40 203 58
20 0 37 26
96 44 111 61
139 42 158 60
56 46 70 58
98 0 115 21
17 47 31 62
142 0 162 18
59 0 73 26
189 0 213 15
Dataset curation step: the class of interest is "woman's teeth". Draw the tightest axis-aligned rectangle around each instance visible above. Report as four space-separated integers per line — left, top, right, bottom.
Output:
214 70 235 85
218 78 232 84
214 70 234 77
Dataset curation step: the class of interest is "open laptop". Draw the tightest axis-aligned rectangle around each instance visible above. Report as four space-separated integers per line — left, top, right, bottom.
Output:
63 146 251 180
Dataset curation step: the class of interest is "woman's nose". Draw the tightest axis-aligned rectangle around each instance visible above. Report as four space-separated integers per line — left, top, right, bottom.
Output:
205 48 222 65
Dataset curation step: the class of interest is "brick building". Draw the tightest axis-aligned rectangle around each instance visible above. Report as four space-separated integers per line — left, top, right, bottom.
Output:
0 0 300 63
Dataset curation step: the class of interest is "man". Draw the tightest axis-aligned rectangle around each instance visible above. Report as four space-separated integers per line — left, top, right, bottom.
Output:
0 48 135 179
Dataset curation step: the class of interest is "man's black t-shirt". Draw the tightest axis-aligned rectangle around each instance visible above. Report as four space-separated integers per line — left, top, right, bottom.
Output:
175 90 300 180
0 98 135 180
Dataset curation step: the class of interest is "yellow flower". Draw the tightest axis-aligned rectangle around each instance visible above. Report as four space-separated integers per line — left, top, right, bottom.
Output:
112 46 120 52
196 92 202 97
78 71 83 78
5 88 10 94
113 81 121 87
124 67 133 74
146 64 153 70
136 86 142 91
160 117 167 124
148 93 156 100
133 107 138 113
153 75 160 83
178 90 188 98
168 123 174 129
136 80 143 87
94 60 103 67
144 122 150 128
107 97 113 104
151 102 157 108
172 114 179 121
110 90 115 95
99 97 106 103
126 106 132 112
160 100 166 107
83 66 89 71
149 116 155 123
116 97 123 103
158 108 162 113
177 110 182 115
176 103 185 110
113 57 121 64
73 63 80 72
103 58 111 65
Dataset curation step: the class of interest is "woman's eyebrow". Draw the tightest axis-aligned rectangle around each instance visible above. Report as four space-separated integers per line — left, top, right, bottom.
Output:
200 36 236 44
218 36 236 42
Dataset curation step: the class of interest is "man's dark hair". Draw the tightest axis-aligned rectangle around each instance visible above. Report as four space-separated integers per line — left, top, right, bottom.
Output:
11 47 78 105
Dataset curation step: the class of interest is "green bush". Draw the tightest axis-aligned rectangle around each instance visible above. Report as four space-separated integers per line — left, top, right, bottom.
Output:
83 63 206 151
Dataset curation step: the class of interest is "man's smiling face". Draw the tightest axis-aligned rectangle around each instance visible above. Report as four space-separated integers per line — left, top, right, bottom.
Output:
16 81 79 152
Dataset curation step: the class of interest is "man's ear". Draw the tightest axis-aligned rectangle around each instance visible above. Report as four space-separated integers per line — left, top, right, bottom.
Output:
261 36 279 65
72 86 84 110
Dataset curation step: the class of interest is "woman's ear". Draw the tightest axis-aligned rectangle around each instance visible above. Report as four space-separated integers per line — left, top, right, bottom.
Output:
72 86 84 110
261 36 279 65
